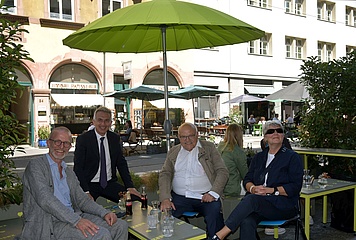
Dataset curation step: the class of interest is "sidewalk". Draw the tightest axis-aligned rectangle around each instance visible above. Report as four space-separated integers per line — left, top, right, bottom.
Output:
10 135 264 158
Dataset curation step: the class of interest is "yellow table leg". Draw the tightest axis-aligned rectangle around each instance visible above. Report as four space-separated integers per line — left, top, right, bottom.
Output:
354 187 356 233
274 227 278 239
303 155 308 170
305 197 310 240
323 195 327 223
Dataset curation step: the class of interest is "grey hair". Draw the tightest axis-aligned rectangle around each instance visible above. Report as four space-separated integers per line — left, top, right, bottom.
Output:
263 120 284 135
178 122 198 134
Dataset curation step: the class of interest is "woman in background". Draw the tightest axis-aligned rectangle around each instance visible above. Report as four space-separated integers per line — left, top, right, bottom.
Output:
217 124 248 197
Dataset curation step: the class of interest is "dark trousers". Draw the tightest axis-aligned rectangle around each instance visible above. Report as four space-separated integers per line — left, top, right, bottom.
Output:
225 194 296 240
88 180 141 203
171 192 224 238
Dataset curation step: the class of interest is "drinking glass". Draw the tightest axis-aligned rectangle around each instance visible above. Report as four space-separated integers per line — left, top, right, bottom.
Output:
162 215 174 237
147 214 158 229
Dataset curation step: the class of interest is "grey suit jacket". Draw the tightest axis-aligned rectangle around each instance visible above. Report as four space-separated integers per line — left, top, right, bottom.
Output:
20 155 111 240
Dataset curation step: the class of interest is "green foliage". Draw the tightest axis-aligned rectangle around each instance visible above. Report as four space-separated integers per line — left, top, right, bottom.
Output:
38 125 50 140
141 171 159 193
117 171 144 190
0 5 33 208
299 52 356 177
228 106 243 124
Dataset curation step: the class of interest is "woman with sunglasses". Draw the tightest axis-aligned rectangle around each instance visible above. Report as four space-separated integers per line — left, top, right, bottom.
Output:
211 120 303 240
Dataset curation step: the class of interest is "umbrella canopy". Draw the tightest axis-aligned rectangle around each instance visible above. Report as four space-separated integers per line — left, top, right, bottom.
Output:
104 85 180 101
171 85 230 122
105 85 183 149
266 81 309 102
63 0 264 53
223 94 267 104
63 0 264 150
171 85 230 99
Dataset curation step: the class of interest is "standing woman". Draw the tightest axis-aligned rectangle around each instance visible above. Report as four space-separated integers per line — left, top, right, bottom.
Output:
211 120 303 240
217 124 248 197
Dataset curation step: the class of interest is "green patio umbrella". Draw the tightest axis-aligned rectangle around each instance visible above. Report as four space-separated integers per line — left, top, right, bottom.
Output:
171 85 230 123
63 0 264 149
104 85 183 148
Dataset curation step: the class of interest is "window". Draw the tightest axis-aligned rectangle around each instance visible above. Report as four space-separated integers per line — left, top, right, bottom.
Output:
317 1 335 22
0 0 16 14
345 6 356 27
49 0 74 21
285 37 305 59
317 41 335 62
248 33 272 56
247 0 270 9
102 0 123 16
285 0 304 16
346 45 356 53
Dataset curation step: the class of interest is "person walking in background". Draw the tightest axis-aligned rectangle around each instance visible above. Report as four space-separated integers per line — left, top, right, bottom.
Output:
159 122 229 239
210 120 303 240
74 106 141 203
217 124 248 197
247 114 256 135
20 126 128 240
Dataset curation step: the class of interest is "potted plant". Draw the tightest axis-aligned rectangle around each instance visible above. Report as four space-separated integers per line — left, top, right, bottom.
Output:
38 125 50 148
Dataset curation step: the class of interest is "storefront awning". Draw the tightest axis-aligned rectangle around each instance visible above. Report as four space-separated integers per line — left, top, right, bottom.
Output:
51 94 104 107
245 86 275 95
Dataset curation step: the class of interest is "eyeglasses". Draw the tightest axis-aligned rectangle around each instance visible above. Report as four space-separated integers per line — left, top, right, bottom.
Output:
265 128 284 135
49 139 72 148
178 134 197 140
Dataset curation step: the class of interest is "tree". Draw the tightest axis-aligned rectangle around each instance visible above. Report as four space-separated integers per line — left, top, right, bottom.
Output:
0 4 33 208
299 52 356 178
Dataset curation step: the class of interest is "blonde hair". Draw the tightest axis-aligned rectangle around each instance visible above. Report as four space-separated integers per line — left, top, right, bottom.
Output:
94 106 112 120
221 123 243 151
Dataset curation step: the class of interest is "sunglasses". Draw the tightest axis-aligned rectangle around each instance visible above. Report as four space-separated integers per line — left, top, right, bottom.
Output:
265 128 284 135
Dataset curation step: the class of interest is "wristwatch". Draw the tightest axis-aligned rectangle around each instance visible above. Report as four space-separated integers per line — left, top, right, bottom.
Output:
273 187 280 196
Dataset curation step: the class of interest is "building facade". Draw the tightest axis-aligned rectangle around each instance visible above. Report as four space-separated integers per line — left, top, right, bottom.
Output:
2 0 356 146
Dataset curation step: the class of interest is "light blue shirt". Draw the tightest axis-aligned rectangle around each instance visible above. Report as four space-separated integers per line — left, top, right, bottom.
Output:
46 154 74 212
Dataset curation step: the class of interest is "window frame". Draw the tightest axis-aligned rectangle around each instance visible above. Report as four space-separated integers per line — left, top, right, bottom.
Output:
317 41 335 62
317 0 335 22
248 33 272 56
102 0 123 16
285 36 305 59
0 0 17 14
49 0 74 21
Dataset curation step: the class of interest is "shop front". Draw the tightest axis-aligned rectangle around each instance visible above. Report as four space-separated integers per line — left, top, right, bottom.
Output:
49 64 103 135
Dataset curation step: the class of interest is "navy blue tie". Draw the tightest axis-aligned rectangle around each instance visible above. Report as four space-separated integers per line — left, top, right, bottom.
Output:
100 137 107 188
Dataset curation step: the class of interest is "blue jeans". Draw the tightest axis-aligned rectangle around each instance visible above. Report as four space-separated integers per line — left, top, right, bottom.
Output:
171 192 224 238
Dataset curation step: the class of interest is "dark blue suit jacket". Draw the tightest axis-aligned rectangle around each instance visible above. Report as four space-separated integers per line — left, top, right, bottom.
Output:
73 130 134 192
243 146 303 210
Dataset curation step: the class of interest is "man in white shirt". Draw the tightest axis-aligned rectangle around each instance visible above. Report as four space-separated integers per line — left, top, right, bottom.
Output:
159 123 229 238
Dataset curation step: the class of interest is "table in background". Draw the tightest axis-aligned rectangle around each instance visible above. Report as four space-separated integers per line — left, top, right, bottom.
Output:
294 147 356 170
300 178 356 239
110 202 206 240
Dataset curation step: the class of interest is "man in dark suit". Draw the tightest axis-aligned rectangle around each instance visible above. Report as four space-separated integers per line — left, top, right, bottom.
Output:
74 106 141 202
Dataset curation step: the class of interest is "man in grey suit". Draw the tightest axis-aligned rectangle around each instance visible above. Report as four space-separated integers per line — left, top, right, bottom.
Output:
20 126 128 240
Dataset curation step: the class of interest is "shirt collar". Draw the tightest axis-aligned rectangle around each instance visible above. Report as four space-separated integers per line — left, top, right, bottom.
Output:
46 153 67 169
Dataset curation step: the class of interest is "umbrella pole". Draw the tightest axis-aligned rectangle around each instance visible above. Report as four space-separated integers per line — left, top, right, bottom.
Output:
161 25 171 152
192 98 195 124
141 100 144 150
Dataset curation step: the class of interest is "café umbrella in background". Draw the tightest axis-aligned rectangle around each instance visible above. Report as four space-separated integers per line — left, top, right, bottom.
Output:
104 85 183 148
63 0 264 150
266 81 309 118
223 94 268 123
171 85 230 123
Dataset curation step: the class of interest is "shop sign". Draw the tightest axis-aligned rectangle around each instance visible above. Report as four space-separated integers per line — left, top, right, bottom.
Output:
50 82 98 90
123 61 132 80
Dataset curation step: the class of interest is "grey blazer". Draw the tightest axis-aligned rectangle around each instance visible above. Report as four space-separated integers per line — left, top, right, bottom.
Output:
20 155 110 240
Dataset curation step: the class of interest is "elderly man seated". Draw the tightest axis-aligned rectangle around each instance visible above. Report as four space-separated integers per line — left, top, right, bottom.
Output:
159 122 229 239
